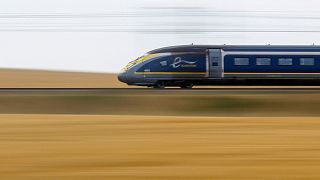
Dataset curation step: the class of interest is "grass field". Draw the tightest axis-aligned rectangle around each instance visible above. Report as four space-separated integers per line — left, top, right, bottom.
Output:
2 68 320 179
0 68 126 88
1 89 320 116
1 115 320 180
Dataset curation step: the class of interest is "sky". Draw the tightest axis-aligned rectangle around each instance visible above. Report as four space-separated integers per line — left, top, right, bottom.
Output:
1 0 320 73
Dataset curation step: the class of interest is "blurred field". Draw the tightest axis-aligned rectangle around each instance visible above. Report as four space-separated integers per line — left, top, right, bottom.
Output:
3 69 320 179
2 68 320 89
0 68 126 88
1 89 320 116
1 114 320 180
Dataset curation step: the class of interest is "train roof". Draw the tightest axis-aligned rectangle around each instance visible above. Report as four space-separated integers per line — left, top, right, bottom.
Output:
148 45 320 54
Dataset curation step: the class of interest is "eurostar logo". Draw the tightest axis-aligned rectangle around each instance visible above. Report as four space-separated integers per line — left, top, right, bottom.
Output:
171 57 198 69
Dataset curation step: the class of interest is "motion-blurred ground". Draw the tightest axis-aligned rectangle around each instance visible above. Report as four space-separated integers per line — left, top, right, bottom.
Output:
1 88 320 116
2 69 320 179
0 68 126 88
1 115 320 180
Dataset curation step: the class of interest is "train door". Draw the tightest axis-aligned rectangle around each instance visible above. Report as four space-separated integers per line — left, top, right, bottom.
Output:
208 49 224 78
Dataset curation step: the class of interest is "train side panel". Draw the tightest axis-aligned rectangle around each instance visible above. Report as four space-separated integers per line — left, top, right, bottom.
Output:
223 52 320 79
136 53 208 80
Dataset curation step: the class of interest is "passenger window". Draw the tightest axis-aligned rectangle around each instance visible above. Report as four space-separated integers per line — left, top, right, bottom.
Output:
278 58 293 66
256 58 271 66
300 58 315 66
234 58 249 66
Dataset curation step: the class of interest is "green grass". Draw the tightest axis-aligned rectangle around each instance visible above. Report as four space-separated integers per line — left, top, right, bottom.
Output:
0 91 320 116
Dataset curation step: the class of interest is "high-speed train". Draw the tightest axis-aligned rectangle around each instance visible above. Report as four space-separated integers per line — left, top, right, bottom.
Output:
118 45 320 88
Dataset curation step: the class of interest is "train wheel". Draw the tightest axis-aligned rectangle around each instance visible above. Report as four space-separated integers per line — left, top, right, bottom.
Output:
180 82 194 89
153 81 166 89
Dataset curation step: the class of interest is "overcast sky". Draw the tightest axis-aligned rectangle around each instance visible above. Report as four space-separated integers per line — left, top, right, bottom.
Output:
1 0 320 73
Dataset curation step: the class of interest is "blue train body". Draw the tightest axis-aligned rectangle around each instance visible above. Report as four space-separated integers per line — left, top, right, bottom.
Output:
136 53 207 74
118 45 320 88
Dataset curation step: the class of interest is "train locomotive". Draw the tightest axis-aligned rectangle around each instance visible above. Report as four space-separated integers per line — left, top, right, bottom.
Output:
118 45 320 88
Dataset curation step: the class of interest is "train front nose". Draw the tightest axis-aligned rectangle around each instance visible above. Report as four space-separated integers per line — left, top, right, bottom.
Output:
118 72 128 83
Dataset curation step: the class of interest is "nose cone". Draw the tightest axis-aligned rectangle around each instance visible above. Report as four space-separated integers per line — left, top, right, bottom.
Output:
118 72 127 83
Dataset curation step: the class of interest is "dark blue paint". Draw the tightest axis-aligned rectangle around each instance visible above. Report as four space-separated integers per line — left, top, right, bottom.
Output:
224 55 320 73
137 54 207 73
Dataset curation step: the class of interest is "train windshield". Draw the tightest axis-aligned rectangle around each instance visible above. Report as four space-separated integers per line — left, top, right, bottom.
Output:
121 54 156 72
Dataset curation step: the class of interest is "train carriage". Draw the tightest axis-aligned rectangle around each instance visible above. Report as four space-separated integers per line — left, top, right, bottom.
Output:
118 45 320 88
